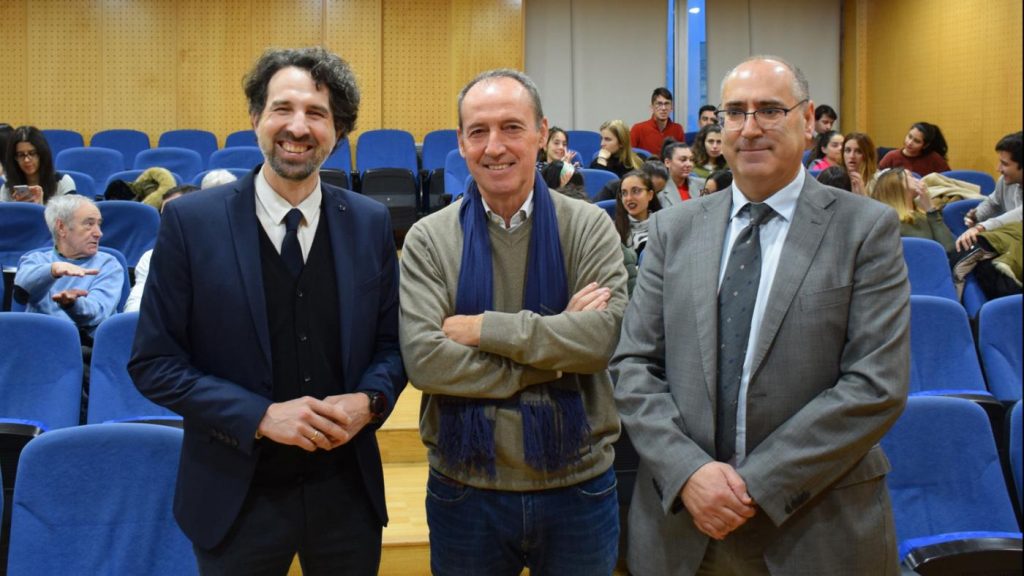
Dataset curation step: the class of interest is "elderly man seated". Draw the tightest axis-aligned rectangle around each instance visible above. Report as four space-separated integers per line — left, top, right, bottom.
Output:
13 194 123 339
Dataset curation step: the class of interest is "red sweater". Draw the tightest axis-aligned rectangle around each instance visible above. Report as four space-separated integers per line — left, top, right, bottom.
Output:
878 150 950 175
629 117 685 156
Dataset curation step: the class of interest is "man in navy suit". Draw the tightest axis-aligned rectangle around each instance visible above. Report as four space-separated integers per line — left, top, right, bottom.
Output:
129 47 405 575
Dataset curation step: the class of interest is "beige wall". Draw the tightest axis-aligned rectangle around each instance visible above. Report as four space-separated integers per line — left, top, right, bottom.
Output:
0 0 523 147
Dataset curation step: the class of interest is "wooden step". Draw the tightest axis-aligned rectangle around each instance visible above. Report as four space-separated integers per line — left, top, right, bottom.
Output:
378 385 426 464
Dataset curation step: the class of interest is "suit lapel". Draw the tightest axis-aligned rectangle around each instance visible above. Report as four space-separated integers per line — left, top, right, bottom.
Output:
748 180 836 379
695 191 732 402
323 186 354 385
225 176 273 369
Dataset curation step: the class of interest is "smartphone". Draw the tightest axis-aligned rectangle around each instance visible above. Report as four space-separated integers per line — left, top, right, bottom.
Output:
12 185 30 199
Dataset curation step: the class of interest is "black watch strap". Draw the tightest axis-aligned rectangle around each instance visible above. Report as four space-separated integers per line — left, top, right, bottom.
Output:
360 391 387 423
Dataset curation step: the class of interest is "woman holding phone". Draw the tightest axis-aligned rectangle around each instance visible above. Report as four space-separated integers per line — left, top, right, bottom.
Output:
1 126 76 204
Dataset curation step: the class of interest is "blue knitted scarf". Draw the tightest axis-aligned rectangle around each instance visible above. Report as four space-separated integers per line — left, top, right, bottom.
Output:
436 174 591 477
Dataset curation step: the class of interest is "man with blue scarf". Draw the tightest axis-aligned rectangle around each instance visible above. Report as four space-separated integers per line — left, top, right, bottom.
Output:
399 69 629 576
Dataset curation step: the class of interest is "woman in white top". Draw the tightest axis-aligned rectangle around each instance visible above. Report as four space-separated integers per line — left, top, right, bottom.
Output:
0 126 76 204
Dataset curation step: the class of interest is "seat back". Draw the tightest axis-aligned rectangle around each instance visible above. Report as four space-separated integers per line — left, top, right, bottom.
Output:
134 147 204 182
7 424 196 576
977 294 1023 402
157 129 218 168
96 200 161 267
422 129 459 172
881 396 1020 559
566 130 601 166
0 313 82 430
356 129 418 176
1011 401 1022 511
941 170 997 196
909 295 989 396
361 168 419 234
580 168 619 200
90 129 151 169
40 129 84 158
319 169 350 190
225 129 257 148
88 313 178 424
941 198 983 239
208 146 263 170
0 203 49 269
322 138 353 172
901 237 957 301
59 170 97 200
55 147 125 189
444 149 470 198
595 199 617 219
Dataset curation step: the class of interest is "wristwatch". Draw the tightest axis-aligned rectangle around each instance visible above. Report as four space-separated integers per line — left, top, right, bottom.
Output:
360 391 388 423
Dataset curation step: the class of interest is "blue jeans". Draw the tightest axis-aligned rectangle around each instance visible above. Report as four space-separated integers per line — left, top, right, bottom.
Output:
426 467 619 576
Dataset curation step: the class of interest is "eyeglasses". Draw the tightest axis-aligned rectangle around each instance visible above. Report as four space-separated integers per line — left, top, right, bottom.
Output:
15 150 39 161
652 101 673 109
620 186 650 198
715 99 808 131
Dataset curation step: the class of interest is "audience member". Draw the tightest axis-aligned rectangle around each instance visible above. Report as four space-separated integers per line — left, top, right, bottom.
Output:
641 159 669 196
691 123 727 179
615 169 661 256
806 130 843 170
698 104 718 128
817 165 852 191
879 121 951 175
956 131 1023 251
630 87 685 155
870 167 955 253
124 184 200 313
13 194 123 339
537 126 581 169
540 160 588 201
814 104 838 136
200 168 239 189
591 119 643 177
612 55 908 576
843 131 877 196
1 125 76 204
659 140 696 206
399 68 627 576
700 168 733 196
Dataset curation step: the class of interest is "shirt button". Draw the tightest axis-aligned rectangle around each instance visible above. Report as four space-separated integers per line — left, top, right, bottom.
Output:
303 375 312 383
299 334 308 342
296 290 304 298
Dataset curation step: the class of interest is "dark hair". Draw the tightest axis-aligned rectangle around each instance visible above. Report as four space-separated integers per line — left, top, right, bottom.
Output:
614 170 661 244
703 168 733 195
692 124 726 169
806 130 840 166
651 87 673 103
911 122 948 159
698 104 717 116
662 140 691 164
539 126 568 162
0 123 13 176
244 47 360 142
458 69 544 130
995 131 1023 168
641 159 669 183
4 126 60 202
816 165 851 191
815 104 837 122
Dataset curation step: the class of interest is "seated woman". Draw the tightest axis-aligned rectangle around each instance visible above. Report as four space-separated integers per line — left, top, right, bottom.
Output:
817 165 852 192
843 132 877 196
614 170 661 256
537 127 582 170
700 168 733 197
879 121 951 175
870 167 955 253
691 124 727 180
807 130 844 171
590 120 643 177
1 126 76 204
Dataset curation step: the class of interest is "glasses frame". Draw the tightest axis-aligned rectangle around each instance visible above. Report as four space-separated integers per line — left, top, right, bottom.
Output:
715 99 809 131
15 150 40 161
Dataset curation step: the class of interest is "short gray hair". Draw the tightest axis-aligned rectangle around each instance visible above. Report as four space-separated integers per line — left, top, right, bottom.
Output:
720 55 809 103
44 194 95 243
457 69 545 130
200 169 239 189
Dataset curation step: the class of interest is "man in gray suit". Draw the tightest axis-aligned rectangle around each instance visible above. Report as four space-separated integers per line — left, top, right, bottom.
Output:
611 55 910 575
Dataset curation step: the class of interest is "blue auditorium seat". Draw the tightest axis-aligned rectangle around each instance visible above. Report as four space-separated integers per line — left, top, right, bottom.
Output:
941 170 997 196
0 203 49 269
225 129 258 148
55 147 125 191
158 129 218 168
566 130 601 166
901 237 957 302
595 199 617 219
91 129 151 169
96 200 161 267
908 295 992 399
134 147 204 182
977 294 1023 402
322 138 353 173
422 129 458 172
41 129 84 158
59 170 97 200
941 198 983 239
579 168 618 200
444 149 470 199
208 146 263 170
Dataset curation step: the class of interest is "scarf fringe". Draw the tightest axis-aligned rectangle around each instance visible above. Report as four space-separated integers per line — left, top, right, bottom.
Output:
522 387 592 472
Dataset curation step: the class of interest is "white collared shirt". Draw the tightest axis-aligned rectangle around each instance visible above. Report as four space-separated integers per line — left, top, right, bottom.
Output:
718 168 805 464
481 192 535 232
254 168 322 262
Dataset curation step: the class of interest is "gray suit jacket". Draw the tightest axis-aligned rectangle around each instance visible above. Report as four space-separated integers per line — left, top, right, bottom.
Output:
612 177 909 575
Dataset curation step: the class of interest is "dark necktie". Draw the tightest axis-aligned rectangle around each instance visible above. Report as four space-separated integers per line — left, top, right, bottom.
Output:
281 208 304 277
716 202 776 462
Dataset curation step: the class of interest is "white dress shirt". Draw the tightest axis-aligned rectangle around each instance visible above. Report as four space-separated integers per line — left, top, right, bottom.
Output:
481 191 534 232
254 168 322 261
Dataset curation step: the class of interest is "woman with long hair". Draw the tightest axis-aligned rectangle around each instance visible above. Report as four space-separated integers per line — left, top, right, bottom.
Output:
691 124 727 179
869 167 955 253
537 126 581 169
590 120 643 177
614 169 661 255
1 125 76 204
843 132 877 196
807 130 844 171
878 121 951 175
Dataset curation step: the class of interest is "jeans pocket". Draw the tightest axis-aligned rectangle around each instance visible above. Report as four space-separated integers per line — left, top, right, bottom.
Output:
574 468 618 500
426 469 471 504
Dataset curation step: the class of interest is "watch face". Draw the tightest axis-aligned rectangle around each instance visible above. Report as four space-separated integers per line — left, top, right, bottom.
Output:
369 392 387 416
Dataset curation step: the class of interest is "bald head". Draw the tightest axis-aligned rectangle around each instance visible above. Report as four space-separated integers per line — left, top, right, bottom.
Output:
721 56 808 104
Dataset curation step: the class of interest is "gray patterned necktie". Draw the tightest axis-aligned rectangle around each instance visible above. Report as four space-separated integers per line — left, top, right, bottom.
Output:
716 202 776 462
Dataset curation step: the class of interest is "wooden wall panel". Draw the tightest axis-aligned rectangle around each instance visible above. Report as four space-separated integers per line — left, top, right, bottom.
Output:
29 1 103 132
382 0 453 138
451 0 524 125
100 0 178 146
250 0 323 57
0 1 30 127
325 0 383 140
